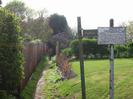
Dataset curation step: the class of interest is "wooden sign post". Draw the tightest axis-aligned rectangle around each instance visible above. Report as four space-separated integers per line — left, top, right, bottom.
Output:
77 17 86 99
109 19 114 99
98 19 126 99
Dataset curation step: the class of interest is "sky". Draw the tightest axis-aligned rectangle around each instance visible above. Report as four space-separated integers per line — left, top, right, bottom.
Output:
2 0 133 29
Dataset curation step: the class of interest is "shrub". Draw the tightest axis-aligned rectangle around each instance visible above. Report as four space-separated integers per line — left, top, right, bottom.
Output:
0 8 24 96
62 48 72 57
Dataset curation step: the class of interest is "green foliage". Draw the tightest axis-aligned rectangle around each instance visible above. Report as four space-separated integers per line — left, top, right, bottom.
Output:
45 66 61 83
114 45 128 58
4 1 52 42
124 21 133 42
70 38 133 59
43 64 62 98
62 48 73 57
4 0 27 20
49 13 70 34
20 56 48 99
27 17 53 42
128 42 133 57
0 8 24 95
70 38 108 59
70 39 79 58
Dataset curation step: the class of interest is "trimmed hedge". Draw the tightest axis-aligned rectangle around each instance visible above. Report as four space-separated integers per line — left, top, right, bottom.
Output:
69 38 133 59
114 45 128 58
70 38 108 59
0 8 24 97
128 42 133 57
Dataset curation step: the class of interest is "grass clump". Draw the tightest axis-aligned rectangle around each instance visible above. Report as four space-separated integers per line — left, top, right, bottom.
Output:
43 63 62 99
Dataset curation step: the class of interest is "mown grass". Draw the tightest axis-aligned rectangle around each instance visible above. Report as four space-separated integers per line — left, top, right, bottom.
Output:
20 56 48 99
43 58 133 99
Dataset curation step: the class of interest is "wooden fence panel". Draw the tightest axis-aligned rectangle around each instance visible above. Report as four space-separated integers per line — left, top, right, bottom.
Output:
20 42 47 91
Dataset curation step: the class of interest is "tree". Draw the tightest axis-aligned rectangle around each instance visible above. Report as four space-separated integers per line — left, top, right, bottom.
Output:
0 0 2 6
23 9 53 42
0 8 24 97
4 0 34 40
5 1 52 42
49 14 70 34
4 0 28 20
123 21 133 42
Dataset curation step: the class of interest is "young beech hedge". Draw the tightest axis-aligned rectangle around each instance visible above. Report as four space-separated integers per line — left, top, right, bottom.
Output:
128 42 133 57
70 38 133 59
70 38 108 59
0 8 24 94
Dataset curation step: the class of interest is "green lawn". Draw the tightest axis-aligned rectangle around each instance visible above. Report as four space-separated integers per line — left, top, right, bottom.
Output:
43 58 133 99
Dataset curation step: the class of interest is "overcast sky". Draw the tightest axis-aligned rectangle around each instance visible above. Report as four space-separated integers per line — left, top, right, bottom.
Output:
2 0 133 29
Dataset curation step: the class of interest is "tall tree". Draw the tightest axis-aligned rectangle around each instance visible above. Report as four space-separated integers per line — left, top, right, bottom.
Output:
4 0 32 20
28 16 53 42
5 1 53 42
4 1 35 40
23 9 53 42
123 21 133 42
49 14 70 34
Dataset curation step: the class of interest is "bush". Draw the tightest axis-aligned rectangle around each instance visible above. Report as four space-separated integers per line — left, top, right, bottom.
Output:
62 48 72 57
0 8 24 96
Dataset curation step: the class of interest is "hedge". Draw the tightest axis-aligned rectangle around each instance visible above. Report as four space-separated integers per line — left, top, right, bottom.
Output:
0 8 24 97
128 42 133 57
69 38 133 59
70 38 108 59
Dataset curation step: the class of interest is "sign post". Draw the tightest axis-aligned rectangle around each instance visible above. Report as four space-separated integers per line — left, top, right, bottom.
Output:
77 17 86 99
109 19 114 99
98 19 126 99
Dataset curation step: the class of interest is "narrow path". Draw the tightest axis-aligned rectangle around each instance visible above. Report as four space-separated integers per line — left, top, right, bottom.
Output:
34 65 49 99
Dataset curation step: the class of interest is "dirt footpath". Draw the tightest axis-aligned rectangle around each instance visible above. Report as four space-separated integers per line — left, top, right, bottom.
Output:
34 67 48 99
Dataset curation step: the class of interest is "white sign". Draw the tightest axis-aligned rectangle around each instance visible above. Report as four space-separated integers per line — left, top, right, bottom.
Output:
98 27 126 45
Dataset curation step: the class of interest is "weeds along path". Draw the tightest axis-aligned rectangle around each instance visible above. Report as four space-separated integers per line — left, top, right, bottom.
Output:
34 65 49 99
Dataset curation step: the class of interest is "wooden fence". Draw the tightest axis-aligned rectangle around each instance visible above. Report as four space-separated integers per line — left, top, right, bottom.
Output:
20 42 48 91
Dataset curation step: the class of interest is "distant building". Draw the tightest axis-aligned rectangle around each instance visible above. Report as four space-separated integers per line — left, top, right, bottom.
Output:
83 29 97 39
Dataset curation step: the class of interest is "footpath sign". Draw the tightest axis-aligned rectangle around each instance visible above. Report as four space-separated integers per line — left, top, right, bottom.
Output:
98 27 126 45
98 19 126 99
